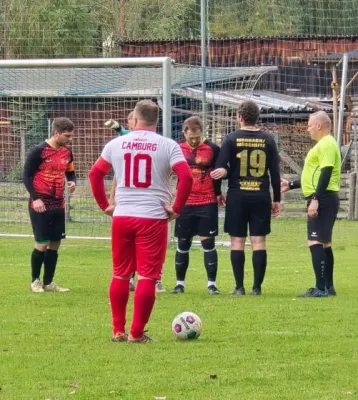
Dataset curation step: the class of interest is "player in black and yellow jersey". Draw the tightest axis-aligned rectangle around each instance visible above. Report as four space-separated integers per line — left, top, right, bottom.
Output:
211 100 281 295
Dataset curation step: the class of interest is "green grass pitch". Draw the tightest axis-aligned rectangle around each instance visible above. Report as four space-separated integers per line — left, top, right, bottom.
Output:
1 218 358 399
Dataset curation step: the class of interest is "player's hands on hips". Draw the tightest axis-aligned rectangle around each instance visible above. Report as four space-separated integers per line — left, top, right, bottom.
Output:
217 194 226 207
307 199 319 218
67 181 76 193
104 204 115 217
280 178 289 193
163 203 179 222
33 199 46 213
271 202 281 217
210 168 227 180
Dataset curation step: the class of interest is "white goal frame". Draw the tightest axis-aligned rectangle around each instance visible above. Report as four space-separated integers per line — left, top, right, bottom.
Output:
0 57 175 240
0 57 173 138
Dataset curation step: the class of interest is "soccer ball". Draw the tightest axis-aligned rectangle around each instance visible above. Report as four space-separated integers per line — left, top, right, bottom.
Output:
172 311 202 340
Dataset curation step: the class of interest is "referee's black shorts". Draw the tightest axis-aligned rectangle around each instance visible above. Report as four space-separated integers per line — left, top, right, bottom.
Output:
307 192 339 243
29 206 66 243
224 190 271 237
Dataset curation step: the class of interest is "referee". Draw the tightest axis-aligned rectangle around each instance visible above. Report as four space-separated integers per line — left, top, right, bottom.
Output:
281 111 341 297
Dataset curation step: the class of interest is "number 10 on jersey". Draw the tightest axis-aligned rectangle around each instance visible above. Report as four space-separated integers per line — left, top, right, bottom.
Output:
124 153 152 188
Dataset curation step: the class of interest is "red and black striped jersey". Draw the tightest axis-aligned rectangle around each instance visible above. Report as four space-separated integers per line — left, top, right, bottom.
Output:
23 141 76 210
180 139 221 206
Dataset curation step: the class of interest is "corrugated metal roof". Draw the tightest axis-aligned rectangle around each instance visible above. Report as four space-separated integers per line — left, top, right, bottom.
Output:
0 65 277 97
174 88 333 113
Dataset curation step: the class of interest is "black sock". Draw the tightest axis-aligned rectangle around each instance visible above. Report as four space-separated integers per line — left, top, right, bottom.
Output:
43 249 58 286
31 249 45 282
230 250 245 289
309 244 326 291
204 249 218 282
324 247 334 288
252 250 267 290
175 251 189 282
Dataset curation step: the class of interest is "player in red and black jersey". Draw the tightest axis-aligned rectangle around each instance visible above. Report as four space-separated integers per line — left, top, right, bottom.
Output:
211 101 281 296
171 116 225 295
23 117 76 293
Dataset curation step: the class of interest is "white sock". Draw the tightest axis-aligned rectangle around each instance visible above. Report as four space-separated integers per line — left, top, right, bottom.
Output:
177 281 185 287
130 278 135 285
207 281 216 288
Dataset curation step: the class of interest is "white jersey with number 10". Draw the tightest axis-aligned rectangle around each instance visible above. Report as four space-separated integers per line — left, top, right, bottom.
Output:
101 130 186 219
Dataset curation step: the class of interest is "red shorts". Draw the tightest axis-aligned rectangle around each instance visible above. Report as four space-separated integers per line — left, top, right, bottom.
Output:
111 216 168 280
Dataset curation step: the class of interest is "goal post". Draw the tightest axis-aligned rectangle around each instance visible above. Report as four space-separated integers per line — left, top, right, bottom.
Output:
0 57 173 139
0 57 173 238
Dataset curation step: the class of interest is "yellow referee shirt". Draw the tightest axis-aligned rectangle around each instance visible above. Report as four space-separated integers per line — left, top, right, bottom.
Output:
301 134 341 198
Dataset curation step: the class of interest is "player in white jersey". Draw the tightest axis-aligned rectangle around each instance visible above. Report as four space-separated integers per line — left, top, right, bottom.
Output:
89 100 193 343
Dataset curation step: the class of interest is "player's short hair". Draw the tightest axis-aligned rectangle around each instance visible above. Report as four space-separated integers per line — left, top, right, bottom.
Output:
183 116 203 133
134 100 158 125
237 101 260 125
52 117 74 133
127 111 134 120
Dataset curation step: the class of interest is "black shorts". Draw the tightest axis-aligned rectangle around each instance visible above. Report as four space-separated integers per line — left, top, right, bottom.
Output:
224 191 271 237
174 203 218 239
307 192 339 243
29 207 66 242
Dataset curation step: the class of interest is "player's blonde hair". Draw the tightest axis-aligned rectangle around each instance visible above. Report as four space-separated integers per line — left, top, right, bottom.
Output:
134 100 158 126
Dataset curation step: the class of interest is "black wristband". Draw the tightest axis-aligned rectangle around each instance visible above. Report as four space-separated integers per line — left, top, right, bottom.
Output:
289 180 301 190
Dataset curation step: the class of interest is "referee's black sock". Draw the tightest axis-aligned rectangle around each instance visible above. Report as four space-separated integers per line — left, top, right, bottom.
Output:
252 250 267 290
43 249 59 286
309 244 326 291
324 247 334 288
31 248 45 282
175 251 189 282
231 250 245 289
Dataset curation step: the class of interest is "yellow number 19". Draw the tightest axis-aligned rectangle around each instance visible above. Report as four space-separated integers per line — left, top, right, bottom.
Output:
237 149 266 177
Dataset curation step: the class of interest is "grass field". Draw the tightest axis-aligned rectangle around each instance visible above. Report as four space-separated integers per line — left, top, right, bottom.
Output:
1 218 358 400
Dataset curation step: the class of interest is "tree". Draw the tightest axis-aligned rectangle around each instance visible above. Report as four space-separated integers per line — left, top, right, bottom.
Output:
122 0 200 40
3 0 121 58
210 0 302 38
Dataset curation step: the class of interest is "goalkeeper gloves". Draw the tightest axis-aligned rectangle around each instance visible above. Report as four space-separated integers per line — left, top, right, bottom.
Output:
104 119 120 130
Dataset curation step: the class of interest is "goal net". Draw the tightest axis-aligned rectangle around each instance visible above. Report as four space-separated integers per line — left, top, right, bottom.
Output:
0 57 273 241
0 57 173 239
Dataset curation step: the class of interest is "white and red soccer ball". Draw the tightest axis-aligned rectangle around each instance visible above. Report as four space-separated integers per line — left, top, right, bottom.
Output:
172 311 202 340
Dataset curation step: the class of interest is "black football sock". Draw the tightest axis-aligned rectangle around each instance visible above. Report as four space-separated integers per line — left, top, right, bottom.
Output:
43 249 59 286
31 249 45 282
231 250 245 289
204 249 218 283
324 247 334 288
252 250 267 290
175 251 189 282
309 244 326 291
